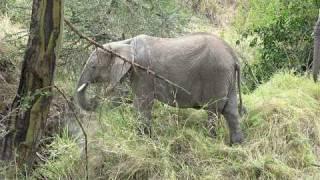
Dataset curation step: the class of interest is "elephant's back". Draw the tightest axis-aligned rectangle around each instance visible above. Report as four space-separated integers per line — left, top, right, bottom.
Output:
134 34 237 107
144 33 236 85
140 33 237 68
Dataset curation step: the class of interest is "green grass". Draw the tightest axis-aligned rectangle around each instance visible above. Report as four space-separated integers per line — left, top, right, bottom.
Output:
30 72 320 179
31 130 82 179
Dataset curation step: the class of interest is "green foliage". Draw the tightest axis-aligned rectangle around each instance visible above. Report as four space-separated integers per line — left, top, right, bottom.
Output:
236 0 319 90
66 0 190 40
0 0 32 24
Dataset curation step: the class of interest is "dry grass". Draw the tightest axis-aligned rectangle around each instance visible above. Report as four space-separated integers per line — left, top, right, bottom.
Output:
0 14 25 140
28 72 320 180
0 15 20 38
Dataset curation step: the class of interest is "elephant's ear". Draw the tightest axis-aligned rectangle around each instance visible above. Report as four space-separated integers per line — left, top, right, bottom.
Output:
109 45 132 87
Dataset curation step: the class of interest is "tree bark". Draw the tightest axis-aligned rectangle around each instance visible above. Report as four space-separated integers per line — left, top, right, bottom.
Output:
313 9 320 82
1 0 63 171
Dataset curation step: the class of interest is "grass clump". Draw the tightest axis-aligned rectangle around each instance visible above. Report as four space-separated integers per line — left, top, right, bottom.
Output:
32 72 320 179
31 131 83 179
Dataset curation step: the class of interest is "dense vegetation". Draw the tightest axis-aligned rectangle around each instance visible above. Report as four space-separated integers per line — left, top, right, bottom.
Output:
236 0 319 90
1 0 320 179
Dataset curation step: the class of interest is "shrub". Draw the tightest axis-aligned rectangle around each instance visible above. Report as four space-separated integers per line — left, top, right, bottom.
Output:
236 0 319 90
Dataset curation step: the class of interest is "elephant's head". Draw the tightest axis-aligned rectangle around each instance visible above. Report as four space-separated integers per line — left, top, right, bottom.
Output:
76 39 133 111
313 14 320 82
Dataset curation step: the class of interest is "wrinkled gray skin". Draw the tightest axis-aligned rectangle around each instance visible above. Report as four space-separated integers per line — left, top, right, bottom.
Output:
313 16 320 82
76 33 244 144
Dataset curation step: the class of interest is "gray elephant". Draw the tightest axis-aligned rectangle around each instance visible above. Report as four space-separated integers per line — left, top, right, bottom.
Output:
313 14 320 82
76 33 244 144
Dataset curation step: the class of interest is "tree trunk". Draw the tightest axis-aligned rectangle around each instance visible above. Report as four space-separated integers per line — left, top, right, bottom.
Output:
1 0 63 171
313 9 320 82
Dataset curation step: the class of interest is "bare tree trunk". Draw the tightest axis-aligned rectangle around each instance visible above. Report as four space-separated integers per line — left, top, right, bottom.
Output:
313 9 320 82
1 0 63 171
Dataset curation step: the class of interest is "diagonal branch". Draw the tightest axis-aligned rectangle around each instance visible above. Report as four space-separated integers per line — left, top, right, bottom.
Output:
64 18 191 95
53 85 89 180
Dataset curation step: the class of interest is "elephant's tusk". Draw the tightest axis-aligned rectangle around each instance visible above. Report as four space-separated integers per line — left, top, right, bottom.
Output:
77 83 88 92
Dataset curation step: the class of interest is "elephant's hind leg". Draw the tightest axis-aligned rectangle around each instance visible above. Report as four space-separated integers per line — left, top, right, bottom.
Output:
222 93 244 144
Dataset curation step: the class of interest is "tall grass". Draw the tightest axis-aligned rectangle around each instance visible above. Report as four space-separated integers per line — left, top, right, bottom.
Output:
31 72 320 179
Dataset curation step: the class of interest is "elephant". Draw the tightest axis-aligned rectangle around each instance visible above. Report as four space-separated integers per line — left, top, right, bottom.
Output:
313 15 320 82
76 33 244 144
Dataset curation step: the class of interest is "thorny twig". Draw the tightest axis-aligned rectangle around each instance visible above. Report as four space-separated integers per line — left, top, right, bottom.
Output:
64 18 191 95
53 86 89 180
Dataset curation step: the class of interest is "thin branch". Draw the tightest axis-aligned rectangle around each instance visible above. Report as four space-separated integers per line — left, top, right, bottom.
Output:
53 86 89 180
89 32 122 42
64 18 191 95
311 163 320 168
237 52 260 86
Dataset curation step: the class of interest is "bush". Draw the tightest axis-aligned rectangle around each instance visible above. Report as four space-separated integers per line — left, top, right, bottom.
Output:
236 0 319 91
66 0 190 39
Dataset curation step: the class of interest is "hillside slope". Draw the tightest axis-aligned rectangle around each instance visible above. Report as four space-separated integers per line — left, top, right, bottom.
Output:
29 72 320 180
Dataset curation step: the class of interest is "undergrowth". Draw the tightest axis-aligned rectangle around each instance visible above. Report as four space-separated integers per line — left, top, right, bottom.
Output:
30 72 320 179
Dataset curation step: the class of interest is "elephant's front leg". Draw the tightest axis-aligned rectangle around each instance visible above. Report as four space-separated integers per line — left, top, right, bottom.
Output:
133 94 154 137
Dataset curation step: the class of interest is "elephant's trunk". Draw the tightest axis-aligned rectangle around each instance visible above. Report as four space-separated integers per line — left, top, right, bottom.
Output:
313 14 320 82
76 77 98 111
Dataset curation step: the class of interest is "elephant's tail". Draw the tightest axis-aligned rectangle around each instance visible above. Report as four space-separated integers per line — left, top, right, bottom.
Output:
235 63 244 116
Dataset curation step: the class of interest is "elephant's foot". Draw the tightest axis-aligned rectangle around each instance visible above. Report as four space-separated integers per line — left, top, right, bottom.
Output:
230 130 244 145
137 125 152 138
